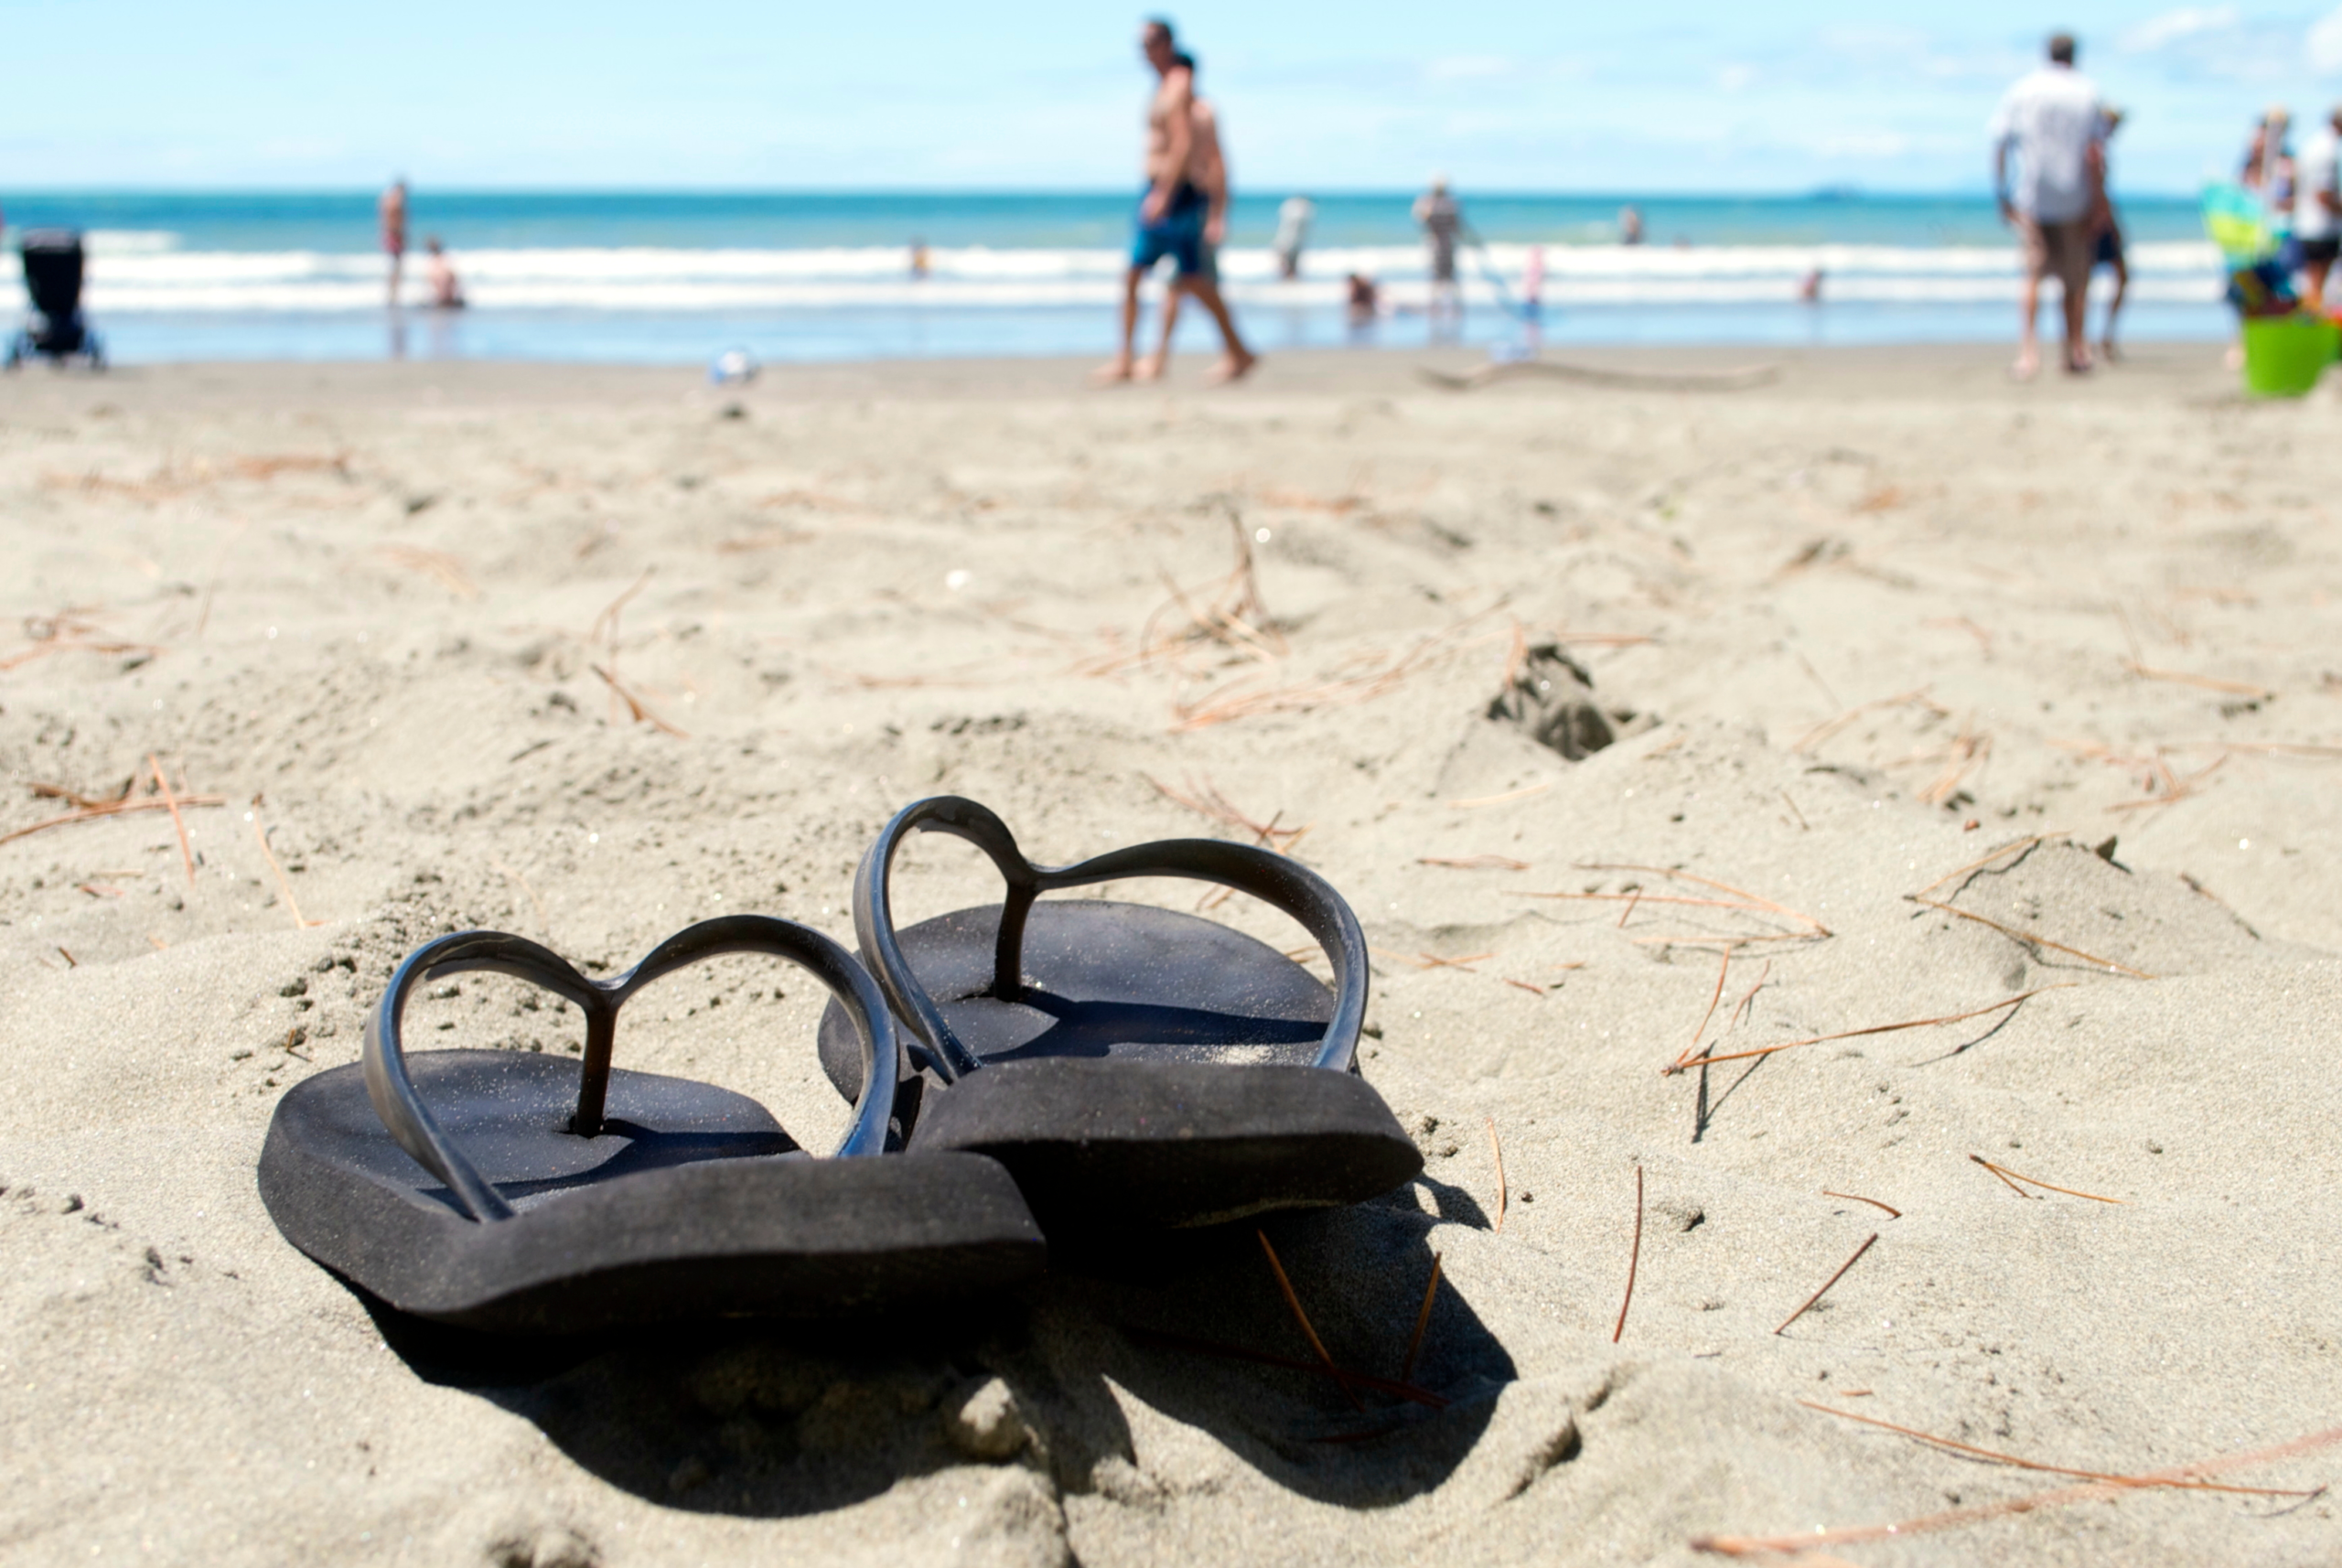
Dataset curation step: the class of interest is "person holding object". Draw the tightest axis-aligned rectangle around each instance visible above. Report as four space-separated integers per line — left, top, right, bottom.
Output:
1989 32 2105 379
2294 106 2342 306
1413 176 1462 328
1273 195 1314 280
1095 19 1253 385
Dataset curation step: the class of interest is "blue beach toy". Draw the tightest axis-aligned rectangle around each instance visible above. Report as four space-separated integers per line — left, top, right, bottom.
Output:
709 348 759 386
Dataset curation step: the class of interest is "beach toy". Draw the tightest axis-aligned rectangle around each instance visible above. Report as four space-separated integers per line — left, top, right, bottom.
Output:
258 917 1044 1331
709 347 758 385
818 797 1420 1237
2241 314 2339 397
2227 258 2300 317
2202 180 2274 263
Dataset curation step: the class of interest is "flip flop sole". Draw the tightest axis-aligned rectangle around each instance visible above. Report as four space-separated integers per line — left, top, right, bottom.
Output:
261 1052 1045 1331
906 1058 1423 1231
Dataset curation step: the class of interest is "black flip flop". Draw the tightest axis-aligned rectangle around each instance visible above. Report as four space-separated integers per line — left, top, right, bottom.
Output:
815 797 1421 1234
260 915 1045 1332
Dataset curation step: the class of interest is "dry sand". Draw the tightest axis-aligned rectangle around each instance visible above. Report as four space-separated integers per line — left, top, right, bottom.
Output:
1 342 2339 1566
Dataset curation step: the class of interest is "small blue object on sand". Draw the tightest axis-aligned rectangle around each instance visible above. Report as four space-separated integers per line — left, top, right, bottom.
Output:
709 348 758 385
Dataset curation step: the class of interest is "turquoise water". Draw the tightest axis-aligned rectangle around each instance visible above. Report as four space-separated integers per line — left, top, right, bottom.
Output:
0 190 2229 363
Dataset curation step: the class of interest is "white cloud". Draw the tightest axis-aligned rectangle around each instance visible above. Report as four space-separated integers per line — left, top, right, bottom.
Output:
2314 5 2342 72
1715 63 1757 92
2121 6 2240 53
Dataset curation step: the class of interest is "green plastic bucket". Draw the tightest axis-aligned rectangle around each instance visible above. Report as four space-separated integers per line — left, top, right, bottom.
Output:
2242 315 2338 397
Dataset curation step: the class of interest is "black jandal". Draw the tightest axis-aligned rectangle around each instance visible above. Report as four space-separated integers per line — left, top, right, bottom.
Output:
817 797 1422 1235
260 915 1044 1332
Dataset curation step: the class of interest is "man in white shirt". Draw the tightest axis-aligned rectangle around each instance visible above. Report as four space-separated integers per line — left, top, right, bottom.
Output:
2295 106 2342 305
1989 33 2107 378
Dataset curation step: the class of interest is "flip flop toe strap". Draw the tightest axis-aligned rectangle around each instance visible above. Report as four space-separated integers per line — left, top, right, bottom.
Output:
853 796 1370 1083
362 916 900 1223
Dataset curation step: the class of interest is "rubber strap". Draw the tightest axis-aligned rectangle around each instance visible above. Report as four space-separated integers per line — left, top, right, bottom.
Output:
851 795 1369 1083
361 915 899 1223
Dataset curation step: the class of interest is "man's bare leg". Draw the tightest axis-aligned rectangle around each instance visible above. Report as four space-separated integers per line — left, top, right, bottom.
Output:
2306 257 2333 310
1181 276 1257 382
1140 285 1183 381
1093 268 1145 383
2013 271 2042 380
2061 270 2091 373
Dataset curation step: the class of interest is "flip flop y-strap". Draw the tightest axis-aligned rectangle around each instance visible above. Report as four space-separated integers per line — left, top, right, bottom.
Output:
361 914 899 1222
851 795 1369 1083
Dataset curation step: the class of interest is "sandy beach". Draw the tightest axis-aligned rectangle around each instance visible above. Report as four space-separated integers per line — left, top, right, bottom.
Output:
3 341 2339 1566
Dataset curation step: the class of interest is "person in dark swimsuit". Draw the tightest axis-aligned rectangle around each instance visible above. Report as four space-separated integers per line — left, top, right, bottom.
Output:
2089 107 2127 360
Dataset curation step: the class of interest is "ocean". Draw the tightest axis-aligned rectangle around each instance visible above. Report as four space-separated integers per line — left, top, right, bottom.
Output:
0 190 2228 366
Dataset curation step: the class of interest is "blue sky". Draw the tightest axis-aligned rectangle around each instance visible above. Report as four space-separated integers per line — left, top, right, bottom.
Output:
7 2 2342 193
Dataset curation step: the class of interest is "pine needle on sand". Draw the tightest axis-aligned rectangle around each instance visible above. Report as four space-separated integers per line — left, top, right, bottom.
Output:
1797 1402 2310 1496
1692 1421 2342 1557
1773 1232 1878 1335
1660 984 2073 1076
1968 1154 2124 1204
1613 1165 1645 1344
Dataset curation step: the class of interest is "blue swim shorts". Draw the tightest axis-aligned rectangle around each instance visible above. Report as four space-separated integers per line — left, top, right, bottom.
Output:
1132 182 1209 278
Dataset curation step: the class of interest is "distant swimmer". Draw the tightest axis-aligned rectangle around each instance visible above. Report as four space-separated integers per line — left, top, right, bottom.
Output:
1617 204 1645 246
1989 31 2105 378
1413 176 1462 326
424 236 465 310
1273 194 1315 279
380 178 409 306
1346 272 1380 328
1095 20 1255 386
1799 266 1824 304
909 239 930 279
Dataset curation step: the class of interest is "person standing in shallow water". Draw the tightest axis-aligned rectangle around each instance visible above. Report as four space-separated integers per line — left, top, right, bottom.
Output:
1273 194 1314 280
1094 18 1255 385
380 178 409 307
1413 177 1462 329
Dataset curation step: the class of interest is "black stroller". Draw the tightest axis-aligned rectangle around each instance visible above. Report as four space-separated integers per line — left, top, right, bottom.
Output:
6 231 104 369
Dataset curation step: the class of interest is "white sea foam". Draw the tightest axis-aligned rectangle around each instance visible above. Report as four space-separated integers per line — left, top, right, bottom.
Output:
0 241 2228 315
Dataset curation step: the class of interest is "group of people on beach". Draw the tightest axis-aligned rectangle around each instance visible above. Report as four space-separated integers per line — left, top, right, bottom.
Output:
1992 27 2342 380
1989 32 2132 379
2233 102 2342 305
376 178 466 312
1093 17 1517 382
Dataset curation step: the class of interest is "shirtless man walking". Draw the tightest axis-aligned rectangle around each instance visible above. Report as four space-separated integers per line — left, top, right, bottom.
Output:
1095 19 1254 385
1144 54 1236 379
